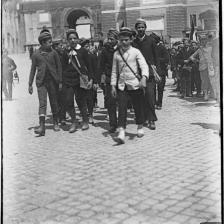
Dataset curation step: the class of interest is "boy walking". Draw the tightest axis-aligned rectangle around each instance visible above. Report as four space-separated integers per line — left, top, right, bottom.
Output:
28 31 62 136
111 27 149 144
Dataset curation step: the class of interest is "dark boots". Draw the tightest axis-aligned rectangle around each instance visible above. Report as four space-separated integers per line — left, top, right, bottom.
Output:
53 114 60 132
68 110 77 133
34 116 45 136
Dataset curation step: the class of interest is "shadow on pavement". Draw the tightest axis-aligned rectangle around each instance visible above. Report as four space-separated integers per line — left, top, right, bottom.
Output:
191 122 220 132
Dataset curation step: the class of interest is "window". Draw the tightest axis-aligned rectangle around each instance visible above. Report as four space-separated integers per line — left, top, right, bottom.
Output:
142 0 164 5
145 17 164 31
39 13 50 23
190 14 197 26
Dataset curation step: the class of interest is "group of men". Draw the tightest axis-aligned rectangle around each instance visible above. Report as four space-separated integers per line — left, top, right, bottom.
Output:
27 18 171 144
169 35 220 103
3 17 218 144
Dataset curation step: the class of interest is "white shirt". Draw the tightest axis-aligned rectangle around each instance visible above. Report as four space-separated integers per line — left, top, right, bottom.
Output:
111 46 149 91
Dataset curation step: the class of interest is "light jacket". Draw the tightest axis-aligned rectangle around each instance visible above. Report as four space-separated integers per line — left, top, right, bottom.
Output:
111 46 149 91
190 46 212 71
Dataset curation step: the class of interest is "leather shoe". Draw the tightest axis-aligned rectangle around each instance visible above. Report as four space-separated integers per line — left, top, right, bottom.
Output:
69 123 77 133
82 122 89 130
148 121 156 130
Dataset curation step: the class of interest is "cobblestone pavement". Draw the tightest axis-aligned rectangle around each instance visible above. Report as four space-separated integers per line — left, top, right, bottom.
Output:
3 54 222 224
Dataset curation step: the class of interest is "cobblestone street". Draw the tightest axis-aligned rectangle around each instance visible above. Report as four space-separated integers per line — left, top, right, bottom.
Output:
3 54 222 224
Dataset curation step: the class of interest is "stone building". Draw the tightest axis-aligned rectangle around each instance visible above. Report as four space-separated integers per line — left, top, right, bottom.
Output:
2 0 24 53
101 0 219 43
12 0 219 50
18 0 101 47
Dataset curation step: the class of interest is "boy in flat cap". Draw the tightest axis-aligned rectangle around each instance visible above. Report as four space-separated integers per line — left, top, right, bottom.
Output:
111 27 149 144
98 28 119 133
28 31 62 136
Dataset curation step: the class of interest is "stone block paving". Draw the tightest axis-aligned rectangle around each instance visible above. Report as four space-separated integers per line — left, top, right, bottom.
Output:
3 54 222 224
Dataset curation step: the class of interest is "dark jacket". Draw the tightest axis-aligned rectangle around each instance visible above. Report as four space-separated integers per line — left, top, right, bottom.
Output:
157 43 169 72
89 52 98 84
61 45 93 86
133 35 159 67
98 44 117 84
175 47 193 68
29 47 62 87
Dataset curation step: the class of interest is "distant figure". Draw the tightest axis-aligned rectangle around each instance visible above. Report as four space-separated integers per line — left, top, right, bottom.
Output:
29 46 34 59
2 49 17 100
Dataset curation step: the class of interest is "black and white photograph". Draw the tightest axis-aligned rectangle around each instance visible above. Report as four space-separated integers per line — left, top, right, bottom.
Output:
1 0 222 223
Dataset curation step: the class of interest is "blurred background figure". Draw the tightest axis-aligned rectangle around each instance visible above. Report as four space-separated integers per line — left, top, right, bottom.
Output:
2 48 17 101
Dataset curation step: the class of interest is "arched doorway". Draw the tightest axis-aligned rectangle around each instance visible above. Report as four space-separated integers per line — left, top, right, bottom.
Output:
66 9 93 39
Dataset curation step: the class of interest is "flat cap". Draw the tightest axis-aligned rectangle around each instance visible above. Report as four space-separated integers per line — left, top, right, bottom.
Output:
38 31 52 44
135 18 147 28
66 29 79 39
107 28 119 39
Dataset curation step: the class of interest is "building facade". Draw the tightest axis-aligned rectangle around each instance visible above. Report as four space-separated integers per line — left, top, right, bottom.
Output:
101 0 219 43
4 0 219 51
18 0 101 47
2 0 24 53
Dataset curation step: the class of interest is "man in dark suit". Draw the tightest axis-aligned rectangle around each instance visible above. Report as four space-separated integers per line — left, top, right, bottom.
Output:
98 28 119 133
133 19 158 130
155 40 169 109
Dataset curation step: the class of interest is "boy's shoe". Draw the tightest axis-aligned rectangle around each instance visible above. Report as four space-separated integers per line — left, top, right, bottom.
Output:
53 123 60 132
60 119 66 126
82 122 89 130
148 121 156 130
137 126 144 138
34 116 45 136
69 122 77 133
114 127 125 144
89 116 94 124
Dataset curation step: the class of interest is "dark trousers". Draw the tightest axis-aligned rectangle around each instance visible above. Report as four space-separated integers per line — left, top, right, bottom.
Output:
117 88 145 129
86 89 94 116
2 78 13 100
58 90 66 121
191 67 201 94
156 75 166 106
37 78 59 116
144 81 157 122
180 69 192 96
93 89 97 105
100 84 107 108
105 84 118 128
63 84 88 122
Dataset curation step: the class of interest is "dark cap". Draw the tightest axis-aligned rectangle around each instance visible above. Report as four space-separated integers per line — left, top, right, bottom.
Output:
107 28 119 39
66 29 79 39
135 18 147 29
38 31 52 44
119 27 133 37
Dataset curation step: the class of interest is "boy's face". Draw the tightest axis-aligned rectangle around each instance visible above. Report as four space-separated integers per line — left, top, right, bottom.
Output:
107 36 117 47
83 43 90 51
136 24 146 37
119 35 132 50
42 38 52 49
68 33 79 49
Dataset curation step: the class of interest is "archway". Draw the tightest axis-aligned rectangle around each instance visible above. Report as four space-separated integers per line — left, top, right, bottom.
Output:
66 9 93 39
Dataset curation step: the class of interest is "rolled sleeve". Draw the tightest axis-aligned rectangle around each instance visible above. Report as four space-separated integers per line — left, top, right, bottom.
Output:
110 53 118 86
